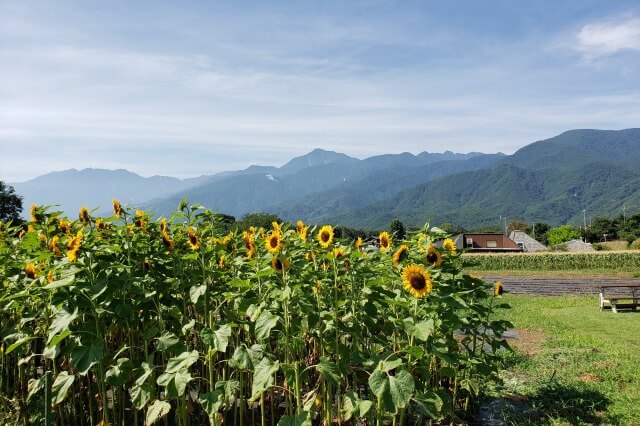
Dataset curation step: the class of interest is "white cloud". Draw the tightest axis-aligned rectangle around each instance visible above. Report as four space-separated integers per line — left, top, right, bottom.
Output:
576 15 640 59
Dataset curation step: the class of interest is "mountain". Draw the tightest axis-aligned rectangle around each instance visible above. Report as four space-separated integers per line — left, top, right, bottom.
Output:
327 129 640 229
143 150 503 218
11 168 211 217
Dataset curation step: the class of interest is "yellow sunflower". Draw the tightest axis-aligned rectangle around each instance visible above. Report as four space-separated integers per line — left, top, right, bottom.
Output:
393 245 409 266
49 236 61 256
425 244 442 267
296 220 308 240
354 236 363 251
161 230 174 250
272 257 290 273
134 210 146 228
265 231 283 253
402 264 433 298
66 231 83 262
494 281 504 297
27 224 36 233
46 270 55 283
333 247 346 258
59 219 71 234
160 218 168 233
187 227 200 250
113 199 122 218
443 237 456 253
317 225 334 248
24 262 38 279
96 218 110 231
272 221 282 234
30 204 39 223
247 245 257 260
79 206 90 224
218 255 226 269
379 231 392 252
38 232 47 244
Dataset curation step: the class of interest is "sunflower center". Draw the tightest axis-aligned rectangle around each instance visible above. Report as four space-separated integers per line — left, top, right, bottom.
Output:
321 232 330 242
426 253 438 263
274 259 282 270
409 273 426 290
270 237 278 248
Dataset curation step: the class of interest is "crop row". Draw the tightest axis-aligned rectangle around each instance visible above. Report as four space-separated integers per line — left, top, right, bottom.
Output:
464 251 640 270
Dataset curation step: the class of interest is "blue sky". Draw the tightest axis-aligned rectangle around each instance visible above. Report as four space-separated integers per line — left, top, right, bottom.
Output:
1 0 639 182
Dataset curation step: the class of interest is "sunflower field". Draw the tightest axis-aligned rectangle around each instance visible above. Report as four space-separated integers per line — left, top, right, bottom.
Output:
0 202 510 425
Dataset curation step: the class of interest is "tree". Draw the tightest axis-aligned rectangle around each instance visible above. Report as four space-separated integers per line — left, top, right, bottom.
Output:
525 222 550 245
507 220 527 234
439 222 465 235
237 213 283 231
389 219 405 241
0 181 23 224
546 225 581 246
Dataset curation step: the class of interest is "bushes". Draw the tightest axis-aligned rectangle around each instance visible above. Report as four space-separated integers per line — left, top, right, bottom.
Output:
0 203 509 425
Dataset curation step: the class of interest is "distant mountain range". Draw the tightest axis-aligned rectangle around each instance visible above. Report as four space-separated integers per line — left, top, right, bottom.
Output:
11 128 640 229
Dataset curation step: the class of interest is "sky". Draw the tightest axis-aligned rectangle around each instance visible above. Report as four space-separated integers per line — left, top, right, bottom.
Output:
1 1 639 182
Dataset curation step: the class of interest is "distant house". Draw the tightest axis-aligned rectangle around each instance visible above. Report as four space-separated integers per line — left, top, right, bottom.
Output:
509 230 547 252
452 233 523 253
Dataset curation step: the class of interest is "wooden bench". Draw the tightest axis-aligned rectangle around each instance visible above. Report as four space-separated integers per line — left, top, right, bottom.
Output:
597 284 640 313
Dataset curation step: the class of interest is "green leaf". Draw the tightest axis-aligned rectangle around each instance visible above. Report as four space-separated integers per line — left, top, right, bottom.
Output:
47 306 78 345
189 284 206 304
381 358 403 372
165 350 199 373
255 309 279 341
199 389 225 426
130 383 153 410
250 357 279 402
70 340 104 375
277 413 312 426
27 375 47 402
5 335 33 355
157 369 192 398
200 325 232 353
105 358 133 387
368 369 388 399
341 390 373 420
43 275 74 289
181 319 195 335
145 400 172 426
413 319 435 341
156 332 181 352
389 370 415 409
316 357 340 387
231 344 254 370
51 371 75 405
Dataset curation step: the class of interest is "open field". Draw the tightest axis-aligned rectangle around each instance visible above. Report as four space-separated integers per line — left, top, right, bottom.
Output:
493 295 640 424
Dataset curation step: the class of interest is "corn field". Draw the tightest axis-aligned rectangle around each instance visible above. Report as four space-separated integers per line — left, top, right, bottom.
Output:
465 251 640 271
0 202 510 425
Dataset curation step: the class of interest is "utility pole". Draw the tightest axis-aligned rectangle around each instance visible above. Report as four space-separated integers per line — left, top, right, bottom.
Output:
582 209 587 243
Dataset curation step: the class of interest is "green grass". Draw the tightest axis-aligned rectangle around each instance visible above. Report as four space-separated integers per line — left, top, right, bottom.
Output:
492 295 640 425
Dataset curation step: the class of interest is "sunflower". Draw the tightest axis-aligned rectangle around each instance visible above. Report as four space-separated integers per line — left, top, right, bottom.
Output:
312 280 322 295
425 244 442 267
162 230 174 249
354 236 363 251
494 281 504 297
46 270 55 283
24 262 38 279
265 231 283 253
221 232 233 245
272 257 290 273
30 204 39 223
28 224 36 233
134 210 146 228
271 221 282 234
243 231 254 249
66 231 83 262
113 199 122 218
49 236 61 256
38 232 47 244
59 219 71 234
296 220 308 240
187 227 200 250
379 231 392 252
79 206 90 224
96 219 110 231
443 237 456 253
246 245 257 260
402 264 432 298
218 255 226 269
392 245 409 266
160 218 168 233
305 251 315 262
317 225 334 248
333 247 346 258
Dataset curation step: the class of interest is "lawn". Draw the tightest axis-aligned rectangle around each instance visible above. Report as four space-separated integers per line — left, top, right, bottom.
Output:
493 295 640 425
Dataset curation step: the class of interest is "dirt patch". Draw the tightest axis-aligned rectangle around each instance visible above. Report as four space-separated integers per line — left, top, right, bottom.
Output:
509 329 547 356
580 373 600 382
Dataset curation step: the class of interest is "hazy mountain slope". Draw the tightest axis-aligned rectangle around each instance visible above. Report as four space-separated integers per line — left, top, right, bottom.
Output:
12 168 209 217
